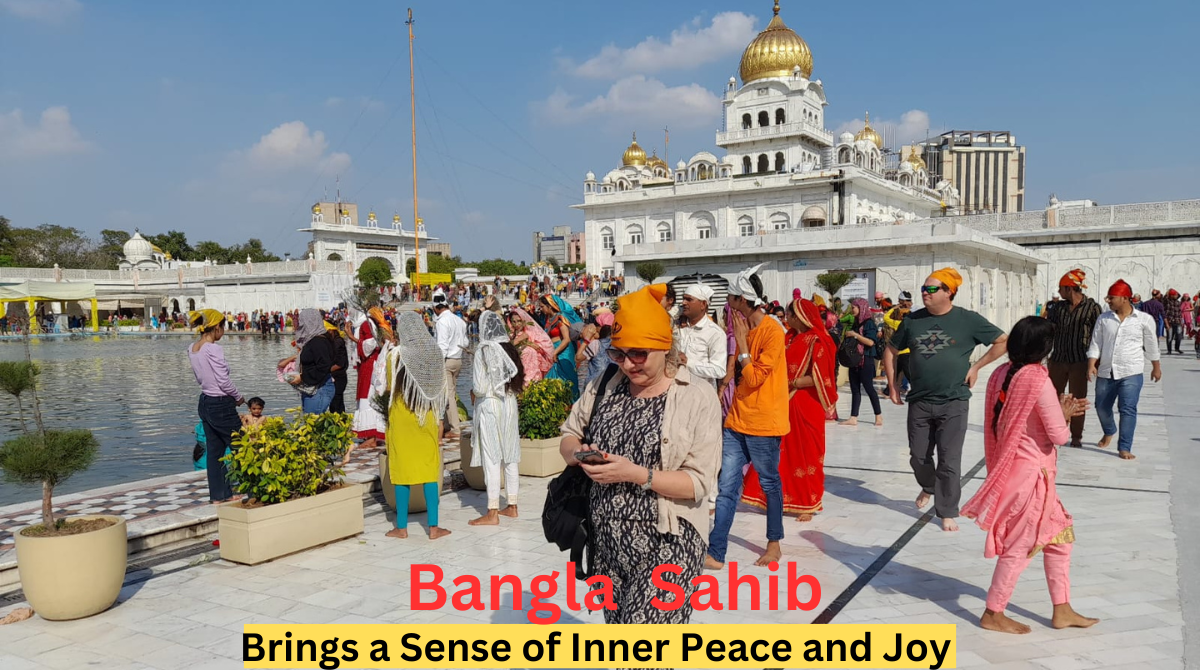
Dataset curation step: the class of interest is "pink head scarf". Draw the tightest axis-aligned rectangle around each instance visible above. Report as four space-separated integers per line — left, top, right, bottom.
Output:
511 306 554 373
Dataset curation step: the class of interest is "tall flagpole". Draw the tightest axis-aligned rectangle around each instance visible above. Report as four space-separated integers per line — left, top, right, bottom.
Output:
407 8 421 293
664 126 669 167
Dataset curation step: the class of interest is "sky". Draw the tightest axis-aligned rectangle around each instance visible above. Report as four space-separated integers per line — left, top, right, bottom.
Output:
1 0 1198 263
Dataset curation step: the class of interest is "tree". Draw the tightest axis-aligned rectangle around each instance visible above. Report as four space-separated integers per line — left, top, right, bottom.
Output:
193 240 227 263
145 230 193 261
9 225 106 269
358 257 394 288
545 256 560 271
229 238 281 263
97 229 130 269
474 258 526 276
405 253 459 276
815 271 854 299
636 261 665 285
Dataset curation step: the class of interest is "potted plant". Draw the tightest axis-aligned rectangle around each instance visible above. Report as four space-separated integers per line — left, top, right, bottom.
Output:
217 411 362 565
515 378 572 477
0 336 124 621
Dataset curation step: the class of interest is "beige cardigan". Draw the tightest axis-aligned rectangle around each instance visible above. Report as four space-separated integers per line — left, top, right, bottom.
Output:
560 365 722 544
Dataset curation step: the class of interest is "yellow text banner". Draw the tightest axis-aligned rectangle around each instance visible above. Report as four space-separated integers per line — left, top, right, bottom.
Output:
242 623 956 669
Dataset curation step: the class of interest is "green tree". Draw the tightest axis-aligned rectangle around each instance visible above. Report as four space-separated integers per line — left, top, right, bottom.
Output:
229 238 281 263
9 225 106 269
815 271 854 299
193 240 229 263
358 257 395 288
405 253 460 276
97 229 130 269
636 261 665 285
473 258 526 276
545 256 560 271
0 215 13 267
145 230 193 261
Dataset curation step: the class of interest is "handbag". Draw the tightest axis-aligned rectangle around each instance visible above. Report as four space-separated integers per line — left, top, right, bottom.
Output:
837 331 863 368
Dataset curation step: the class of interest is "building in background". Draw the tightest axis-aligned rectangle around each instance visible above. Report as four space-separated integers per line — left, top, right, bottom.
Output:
426 242 452 258
299 202 432 281
567 231 586 265
533 225 571 265
915 131 1026 213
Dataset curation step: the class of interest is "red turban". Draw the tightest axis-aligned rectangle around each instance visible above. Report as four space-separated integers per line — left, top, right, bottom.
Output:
1059 269 1087 289
1168 288 1179 298
1107 280 1133 298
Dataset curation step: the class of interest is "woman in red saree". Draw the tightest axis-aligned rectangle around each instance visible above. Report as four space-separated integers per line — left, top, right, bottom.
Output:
352 307 393 448
961 316 1098 635
742 298 837 521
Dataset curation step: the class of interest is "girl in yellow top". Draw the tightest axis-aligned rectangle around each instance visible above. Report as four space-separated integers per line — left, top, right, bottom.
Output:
384 312 450 540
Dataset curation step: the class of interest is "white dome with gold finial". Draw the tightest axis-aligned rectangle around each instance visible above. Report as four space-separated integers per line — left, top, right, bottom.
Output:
855 112 883 150
621 133 647 166
739 1 813 85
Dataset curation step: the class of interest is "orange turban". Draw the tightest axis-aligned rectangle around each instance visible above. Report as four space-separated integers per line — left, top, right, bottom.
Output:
929 267 962 296
647 283 668 304
611 286 672 350
1059 268 1087 289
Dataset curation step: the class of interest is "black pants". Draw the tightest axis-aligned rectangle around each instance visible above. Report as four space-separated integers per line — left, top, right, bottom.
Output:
849 361 881 417
906 399 969 518
1166 323 1184 354
331 372 349 414
198 394 241 502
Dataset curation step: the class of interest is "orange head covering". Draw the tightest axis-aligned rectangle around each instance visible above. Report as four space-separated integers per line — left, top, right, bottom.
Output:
1059 268 1087 289
647 283 668 304
611 286 672 350
929 267 962 296
367 306 393 340
1108 279 1132 298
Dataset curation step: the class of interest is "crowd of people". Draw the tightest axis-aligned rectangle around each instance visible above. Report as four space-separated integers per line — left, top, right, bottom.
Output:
181 261 1185 635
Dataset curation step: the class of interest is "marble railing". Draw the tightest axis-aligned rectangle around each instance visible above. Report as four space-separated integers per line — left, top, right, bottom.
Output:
0 260 351 284
716 120 834 145
947 199 1200 233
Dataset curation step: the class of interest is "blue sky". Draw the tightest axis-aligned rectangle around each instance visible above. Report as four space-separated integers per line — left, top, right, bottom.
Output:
1 0 1197 262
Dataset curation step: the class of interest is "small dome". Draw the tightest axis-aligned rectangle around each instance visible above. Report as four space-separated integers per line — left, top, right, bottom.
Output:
312 203 321 214
739 1 813 84
123 232 154 262
839 132 855 144
603 175 613 184
801 205 827 222
720 155 734 166
621 132 647 166
906 149 926 171
585 171 595 181
393 214 401 223
676 160 687 170
899 161 914 173
855 111 883 150
647 151 668 172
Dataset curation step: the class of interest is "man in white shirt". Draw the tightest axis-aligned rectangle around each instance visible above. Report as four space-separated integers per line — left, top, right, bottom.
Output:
677 284 728 390
433 295 469 439
1086 279 1162 460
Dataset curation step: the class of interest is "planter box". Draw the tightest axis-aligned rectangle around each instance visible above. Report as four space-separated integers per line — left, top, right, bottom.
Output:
217 483 363 565
380 453 444 512
518 437 565 478
460 434 504 491
14 515 127 621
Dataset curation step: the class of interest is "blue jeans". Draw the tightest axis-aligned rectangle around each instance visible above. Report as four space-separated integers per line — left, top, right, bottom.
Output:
1095 374 1143 453
198 394 241 501
707 428 783 563
300 377 335 414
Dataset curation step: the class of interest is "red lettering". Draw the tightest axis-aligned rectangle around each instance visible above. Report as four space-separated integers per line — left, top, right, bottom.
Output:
451 575 484 611
490 574 522 611
584 575 617 611
528 572 561 624
728 562 759 611
788 563 820 611
689 574 723 611
768 561 779 610
650 563 684 611
411 564 445 610
566 562 580 611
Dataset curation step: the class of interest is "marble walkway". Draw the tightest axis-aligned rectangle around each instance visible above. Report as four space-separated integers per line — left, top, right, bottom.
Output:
0 358 1195 669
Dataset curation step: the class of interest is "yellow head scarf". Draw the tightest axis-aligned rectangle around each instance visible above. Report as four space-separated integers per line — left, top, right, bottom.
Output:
611 286 673 350
929 267 963 296
188 309 224 334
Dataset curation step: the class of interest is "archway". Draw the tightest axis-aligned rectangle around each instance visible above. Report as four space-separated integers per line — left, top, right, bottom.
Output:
187 298 196 311
327 252 343 261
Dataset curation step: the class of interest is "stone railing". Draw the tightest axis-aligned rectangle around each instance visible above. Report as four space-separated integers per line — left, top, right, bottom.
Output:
716 121 834 146
0 259 351 284
946 199 1200 233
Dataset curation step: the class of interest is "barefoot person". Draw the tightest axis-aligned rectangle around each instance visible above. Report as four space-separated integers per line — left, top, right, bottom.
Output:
352 307 393 451
707 263 789 568
468 311 524 526
384 312 451 540
883 267 1008 531
1087 279 1162 460
1044 269 1101 448
961 316 1099 634
186 309 245 504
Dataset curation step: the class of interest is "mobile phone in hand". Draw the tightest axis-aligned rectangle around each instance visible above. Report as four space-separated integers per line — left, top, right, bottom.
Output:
574 450 608 464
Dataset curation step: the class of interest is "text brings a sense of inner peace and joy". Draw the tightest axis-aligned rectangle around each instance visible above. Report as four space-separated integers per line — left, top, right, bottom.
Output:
409 561 820 623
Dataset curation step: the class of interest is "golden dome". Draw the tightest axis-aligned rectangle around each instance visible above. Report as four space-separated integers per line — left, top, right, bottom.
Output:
855 112 883 149
621 132 647 166
312 204 321 214
368 211 376 218
647 150 668 171
739 1 813 84
393 214 401 223
906 148 926 171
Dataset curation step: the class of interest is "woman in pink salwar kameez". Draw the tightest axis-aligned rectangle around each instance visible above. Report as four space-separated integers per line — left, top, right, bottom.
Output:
961 317 1099 635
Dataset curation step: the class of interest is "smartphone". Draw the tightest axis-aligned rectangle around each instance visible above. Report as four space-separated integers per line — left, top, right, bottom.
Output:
573 450 608 464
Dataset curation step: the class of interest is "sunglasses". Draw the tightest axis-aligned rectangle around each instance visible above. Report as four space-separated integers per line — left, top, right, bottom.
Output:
920 285 945 294
607 348 651 365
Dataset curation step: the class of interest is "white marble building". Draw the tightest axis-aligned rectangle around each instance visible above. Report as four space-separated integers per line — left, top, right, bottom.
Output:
578 2 948 279
299 202 432 282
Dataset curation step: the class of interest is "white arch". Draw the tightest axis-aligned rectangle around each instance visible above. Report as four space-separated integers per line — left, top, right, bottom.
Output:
770 212 789 231
737 215 754 237
656 221 673 242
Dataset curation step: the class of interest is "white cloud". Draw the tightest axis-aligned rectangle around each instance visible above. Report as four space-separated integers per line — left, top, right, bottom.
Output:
563 12 758 79
0 106 94 159
0 0 81 23
239 120 350 174
835 110 933 149
324 97 344 107
537 76 720 129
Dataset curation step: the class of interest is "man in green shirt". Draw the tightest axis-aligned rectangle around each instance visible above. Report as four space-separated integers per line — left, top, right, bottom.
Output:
883 268 1008 531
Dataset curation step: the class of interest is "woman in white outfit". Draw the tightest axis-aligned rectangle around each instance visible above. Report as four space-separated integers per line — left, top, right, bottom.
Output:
468 311 524 525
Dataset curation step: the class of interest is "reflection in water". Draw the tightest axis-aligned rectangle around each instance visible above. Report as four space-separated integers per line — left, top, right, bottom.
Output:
0 336 474 506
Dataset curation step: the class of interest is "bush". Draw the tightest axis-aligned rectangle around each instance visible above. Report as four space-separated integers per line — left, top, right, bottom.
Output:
225 411 354 505
636 261 665 285
116 319 141 327
518 378 573 440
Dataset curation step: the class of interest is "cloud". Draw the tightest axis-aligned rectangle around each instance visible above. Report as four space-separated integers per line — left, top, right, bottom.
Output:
325 96 384 112
324 97 344 107
835 110 933 149
562 12 758 79
537 76 720 129
0 0 81 23
0 106 94 159
238 120 350 174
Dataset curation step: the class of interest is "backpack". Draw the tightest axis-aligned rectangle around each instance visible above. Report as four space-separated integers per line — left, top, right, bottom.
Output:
541 363 619 581
837 330 863 368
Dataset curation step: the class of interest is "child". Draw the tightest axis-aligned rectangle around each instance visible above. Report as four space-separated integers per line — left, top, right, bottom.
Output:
241 397 266 428
192 421 207 471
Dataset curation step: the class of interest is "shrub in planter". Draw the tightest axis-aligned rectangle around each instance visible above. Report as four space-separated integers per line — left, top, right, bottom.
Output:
516 378 572 477
0 339 125 621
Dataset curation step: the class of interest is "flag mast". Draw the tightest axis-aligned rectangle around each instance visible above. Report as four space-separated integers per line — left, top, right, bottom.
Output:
407 8 421 293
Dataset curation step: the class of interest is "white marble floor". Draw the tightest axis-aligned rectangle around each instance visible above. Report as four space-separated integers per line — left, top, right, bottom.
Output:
0 358 1194 670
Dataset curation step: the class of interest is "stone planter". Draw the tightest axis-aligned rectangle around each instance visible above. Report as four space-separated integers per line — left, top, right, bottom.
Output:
14 515 127 621
217 483 363 565
380 453 445 512
460 435 505 491
518 437 565 478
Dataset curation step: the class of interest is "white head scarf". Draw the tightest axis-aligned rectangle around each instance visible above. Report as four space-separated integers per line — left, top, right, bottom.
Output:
387 312 447 426
474 311 518 394
684 283 714 303
295 309 326 346
727 262 767 300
